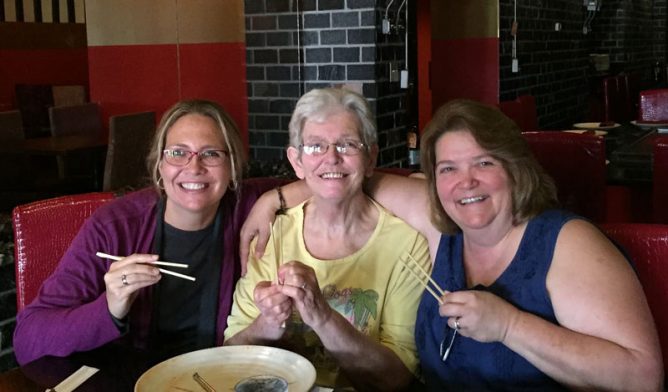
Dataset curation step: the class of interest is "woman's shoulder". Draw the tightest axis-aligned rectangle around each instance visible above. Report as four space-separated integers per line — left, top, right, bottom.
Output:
93 187 159 223
525 209 589 237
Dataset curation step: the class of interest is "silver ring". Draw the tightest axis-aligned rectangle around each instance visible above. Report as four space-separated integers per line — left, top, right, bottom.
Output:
121 274 129 286
300 282 307 290
454 317 460 330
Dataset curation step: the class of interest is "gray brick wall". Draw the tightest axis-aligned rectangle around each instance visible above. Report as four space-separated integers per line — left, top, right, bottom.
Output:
245 0 410 167
499 0 666 129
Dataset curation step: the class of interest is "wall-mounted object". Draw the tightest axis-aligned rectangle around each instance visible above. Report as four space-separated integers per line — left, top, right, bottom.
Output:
582 0 602 34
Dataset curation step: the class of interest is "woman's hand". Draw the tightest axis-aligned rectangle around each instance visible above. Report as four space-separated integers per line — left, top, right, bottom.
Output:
278 261 334 330
104 254 161 319
239 192 278 276
253 281 293 330
439 289 520 343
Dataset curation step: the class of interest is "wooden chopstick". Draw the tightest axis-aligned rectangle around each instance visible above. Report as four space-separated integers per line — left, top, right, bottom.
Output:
270 220 288 328
400 254 445 305
193 372 216 392
405 253 445 296
95 252 188 268
96 252 196 282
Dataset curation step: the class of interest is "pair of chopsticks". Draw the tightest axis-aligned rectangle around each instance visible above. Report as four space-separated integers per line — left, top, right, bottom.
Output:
400 253 444 305
96 251 196 281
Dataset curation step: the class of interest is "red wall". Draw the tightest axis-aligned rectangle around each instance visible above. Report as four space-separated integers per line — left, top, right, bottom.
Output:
428 2 499 114
431 37 499 107
88 42 247 145
0 22 88 111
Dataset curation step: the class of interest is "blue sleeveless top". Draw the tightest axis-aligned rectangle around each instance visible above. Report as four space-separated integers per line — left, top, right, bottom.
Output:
415 210 575 391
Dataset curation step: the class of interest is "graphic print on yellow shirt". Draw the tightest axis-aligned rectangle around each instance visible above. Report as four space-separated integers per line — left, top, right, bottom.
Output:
285 284 379 385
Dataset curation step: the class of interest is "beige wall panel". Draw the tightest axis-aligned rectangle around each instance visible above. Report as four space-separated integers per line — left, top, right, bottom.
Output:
23 0 35 22
4 1 16 22
431 0 498 40
41 0 53 23
75 0 85 23
86 0 178 46
177 0 244 43
59 0 68 23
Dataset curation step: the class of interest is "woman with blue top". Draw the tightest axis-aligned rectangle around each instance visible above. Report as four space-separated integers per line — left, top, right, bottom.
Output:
366 99 663 390
243 99 664 390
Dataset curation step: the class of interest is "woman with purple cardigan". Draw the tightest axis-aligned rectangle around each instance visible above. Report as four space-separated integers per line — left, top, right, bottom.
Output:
13 100 279 364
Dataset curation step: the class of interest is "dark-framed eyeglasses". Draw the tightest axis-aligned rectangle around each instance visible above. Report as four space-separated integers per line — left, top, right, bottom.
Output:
299 140 367 156
162 149 229 167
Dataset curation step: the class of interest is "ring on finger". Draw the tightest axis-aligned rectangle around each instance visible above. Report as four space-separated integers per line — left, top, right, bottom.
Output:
300 282 307 290
121 274 129 286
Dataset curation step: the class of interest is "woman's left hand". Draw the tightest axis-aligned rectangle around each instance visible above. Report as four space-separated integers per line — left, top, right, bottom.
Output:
439 289 520 343
277 261 334 330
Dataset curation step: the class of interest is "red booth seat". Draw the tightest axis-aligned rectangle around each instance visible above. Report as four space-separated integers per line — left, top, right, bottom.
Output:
498 95 538 131
523 131 608 222
599 223 668 376
12 192 116 311
654 136 668 224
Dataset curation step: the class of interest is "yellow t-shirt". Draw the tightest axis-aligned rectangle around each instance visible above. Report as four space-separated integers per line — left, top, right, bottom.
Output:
225 198 431 387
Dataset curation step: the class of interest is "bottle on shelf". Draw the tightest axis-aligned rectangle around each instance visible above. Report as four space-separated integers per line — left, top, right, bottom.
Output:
407 125 420 170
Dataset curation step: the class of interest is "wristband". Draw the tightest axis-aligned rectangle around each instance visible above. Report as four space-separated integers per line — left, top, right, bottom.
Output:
276 186 287 215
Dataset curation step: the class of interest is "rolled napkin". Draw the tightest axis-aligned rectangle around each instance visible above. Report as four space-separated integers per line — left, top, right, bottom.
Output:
45 365 99 392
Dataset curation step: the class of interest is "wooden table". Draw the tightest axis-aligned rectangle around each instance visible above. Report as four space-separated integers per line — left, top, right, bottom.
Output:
2 133 108 190
12 133 108 156
0 344 156 392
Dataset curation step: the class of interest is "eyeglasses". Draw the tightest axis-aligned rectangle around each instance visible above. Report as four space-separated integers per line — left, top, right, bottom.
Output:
162 149 229 167
299 140 367 156
439 320 458 362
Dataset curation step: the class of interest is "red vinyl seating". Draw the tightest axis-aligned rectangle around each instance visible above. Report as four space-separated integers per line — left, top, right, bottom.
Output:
639 88 668 123
12 192 116 311
599 223 668 374
654 136 668 224
602 76 624 123
498 95 538 131
522 131 609 222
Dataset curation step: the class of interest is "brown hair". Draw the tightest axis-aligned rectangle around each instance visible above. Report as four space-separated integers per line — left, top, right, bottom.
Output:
420 99 558 234
147 99 246 195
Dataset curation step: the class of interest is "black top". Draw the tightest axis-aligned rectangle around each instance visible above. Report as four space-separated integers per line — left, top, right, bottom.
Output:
149 199 223 361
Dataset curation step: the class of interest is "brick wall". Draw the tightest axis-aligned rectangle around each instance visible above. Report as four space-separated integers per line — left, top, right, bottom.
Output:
245 0 411 167
499 0 666 129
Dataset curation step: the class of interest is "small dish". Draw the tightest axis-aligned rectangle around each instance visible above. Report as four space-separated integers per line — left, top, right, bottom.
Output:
235 375 288 392
573 122 620 130
631 120 668 129
563 129 608 136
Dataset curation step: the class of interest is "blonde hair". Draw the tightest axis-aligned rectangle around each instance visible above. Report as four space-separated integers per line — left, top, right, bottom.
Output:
147 99 246 194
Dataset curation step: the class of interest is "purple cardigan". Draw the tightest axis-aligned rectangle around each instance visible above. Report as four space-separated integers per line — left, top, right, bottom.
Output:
13 179 283 364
